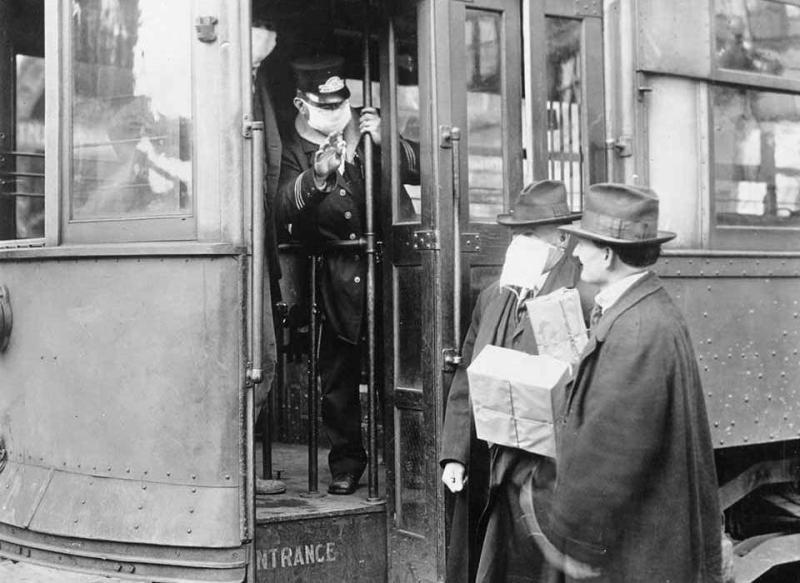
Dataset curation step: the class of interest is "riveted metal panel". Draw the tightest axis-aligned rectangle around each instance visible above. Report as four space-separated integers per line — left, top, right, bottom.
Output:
657 256 800 448
0 462 52 528
28 469 239 547
256 512 386 582
637 0 712 78
0 255 244 547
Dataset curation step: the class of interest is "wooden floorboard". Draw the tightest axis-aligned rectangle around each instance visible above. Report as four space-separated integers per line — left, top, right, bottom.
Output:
255 442 386 523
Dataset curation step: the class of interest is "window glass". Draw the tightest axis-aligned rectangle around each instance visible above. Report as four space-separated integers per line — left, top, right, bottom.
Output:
0 2 44 241
713 85 800 227
70 0 192 220
466 9 504 222
715 0 800 80
394 4 421 222
13 55 45 239
546 17 583 211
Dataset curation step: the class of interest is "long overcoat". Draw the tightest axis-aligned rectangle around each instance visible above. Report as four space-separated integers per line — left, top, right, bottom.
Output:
440 247 589 583
534 272 723 582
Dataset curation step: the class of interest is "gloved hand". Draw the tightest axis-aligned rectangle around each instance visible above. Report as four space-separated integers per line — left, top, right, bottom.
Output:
441 461 467 493
313 131 345 185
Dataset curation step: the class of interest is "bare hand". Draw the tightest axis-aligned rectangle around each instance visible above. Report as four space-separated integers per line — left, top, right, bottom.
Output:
313 131 345 181
359 107 381 146
442 462 467 493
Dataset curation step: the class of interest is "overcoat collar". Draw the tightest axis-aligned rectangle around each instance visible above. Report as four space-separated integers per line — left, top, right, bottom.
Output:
580 270 662 356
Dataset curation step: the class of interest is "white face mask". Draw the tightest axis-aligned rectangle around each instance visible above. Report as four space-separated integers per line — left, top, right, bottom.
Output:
499 234 562 290
251 27 276 70
304 100 352 136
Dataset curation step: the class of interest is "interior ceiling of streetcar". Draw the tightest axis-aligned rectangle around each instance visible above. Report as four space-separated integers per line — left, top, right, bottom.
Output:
254 0 380 81
9 0 44 57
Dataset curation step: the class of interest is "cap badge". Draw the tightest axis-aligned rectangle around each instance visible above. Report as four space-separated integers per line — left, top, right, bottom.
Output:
318 76 345 94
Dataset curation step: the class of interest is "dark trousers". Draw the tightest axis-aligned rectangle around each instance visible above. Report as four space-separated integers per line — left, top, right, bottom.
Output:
318 324 367 479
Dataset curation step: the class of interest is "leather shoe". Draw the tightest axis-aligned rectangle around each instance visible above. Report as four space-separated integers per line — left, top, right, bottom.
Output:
328 473 359 495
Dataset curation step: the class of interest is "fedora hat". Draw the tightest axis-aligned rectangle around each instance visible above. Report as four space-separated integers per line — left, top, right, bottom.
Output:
559 183 676 245
496 180 582 226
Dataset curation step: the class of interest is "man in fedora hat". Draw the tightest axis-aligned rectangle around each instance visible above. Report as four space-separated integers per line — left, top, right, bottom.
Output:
529 183 722 581
440 180 592 583
278 55 418 495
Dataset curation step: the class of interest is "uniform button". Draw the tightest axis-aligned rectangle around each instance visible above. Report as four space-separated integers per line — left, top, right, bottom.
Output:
349 233 357 240
354 276 361 283
344 211 352 219
339 189 347 197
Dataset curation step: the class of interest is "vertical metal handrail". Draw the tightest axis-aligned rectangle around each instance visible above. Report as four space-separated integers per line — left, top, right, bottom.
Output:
451 128 463 349
362 0 380 502
307 256 320 494
246 120 266 583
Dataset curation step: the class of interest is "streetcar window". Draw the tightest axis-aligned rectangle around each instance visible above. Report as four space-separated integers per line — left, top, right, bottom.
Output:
715 1 800 81
0 1 45 241
713 87 800 227
712 0 800 234
544 17 583 213
69 0 192 220
466 10 505 221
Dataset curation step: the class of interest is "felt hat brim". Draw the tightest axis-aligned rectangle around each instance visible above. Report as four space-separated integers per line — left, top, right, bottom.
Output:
559 223 676 245
496 211 582 227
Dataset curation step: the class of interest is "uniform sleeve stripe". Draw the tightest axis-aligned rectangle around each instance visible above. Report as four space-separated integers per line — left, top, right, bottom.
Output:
402 140 416 172
294 175 305 210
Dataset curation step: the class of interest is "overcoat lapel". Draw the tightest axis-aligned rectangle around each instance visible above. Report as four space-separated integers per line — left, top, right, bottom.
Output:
566 272 663 412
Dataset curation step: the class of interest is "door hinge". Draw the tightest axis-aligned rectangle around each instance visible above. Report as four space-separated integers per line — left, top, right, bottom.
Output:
439 125 461 148
413 230 440 251
462 233 480 253
242 115 264 139
195 16 218 43
443 348 462 370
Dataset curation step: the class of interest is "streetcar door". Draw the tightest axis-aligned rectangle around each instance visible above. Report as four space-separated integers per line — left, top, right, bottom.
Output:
380 1 605 581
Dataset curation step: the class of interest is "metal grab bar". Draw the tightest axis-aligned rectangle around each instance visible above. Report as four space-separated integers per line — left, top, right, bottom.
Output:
307 256 320 495
245 121 265 561
362 1 380 503
444 127 464 368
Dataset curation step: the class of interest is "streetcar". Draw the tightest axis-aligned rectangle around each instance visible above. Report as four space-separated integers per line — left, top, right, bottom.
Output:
0 1 799 582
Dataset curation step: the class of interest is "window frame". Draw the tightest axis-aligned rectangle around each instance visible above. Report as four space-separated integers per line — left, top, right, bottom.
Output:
709 0 800 250
54 0 199 245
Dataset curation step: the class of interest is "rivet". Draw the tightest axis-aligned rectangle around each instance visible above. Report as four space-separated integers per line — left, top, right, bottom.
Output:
191 488 197 493
142 485 147 490
754 418 759 424
189 508 195 514
191 474 196 480
107 466 112 472
138 505 143 510
187 528 192 534
225 475 230 480
714 421 719 427
81 500 86 505
134 525 139 530
743 436 748 442
166 472 171 477
731 421 736 426
126 468 131 474
703 312 708 318
744 396 749 402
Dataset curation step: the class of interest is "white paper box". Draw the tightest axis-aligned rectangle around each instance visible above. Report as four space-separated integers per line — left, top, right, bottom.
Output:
468 345 570 458
526 287 588 365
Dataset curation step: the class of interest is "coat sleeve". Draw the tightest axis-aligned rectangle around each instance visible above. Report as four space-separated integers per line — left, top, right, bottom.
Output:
544 312 674 565
439 287 486 467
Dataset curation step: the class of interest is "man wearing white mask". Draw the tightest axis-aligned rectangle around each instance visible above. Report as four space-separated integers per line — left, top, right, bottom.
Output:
440 180 593 583
278 55 418 495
